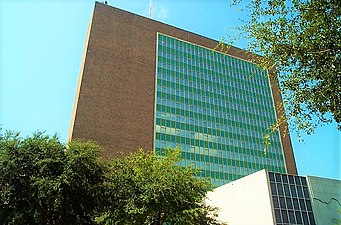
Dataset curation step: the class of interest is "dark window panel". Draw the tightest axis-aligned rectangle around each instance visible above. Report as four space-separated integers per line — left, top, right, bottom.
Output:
273 196 280 208
275 209 282 223
299 199 306 211
301 177 307 186
302 212 309 224
282 174 288 183
275 173 282 183
288 210 296 224
271 182 277 195
297 186 304 198
269 172 275 182
303 186 310 199
290 185 298 197
286 197 293 209
308 212 316 225
293 198 300 210
294 176 301 185
288 175 295 184
295 211 303 224
281 210 289 223
284 184 291 196
279 196 286 209
277 183 284 196
306 199 312 211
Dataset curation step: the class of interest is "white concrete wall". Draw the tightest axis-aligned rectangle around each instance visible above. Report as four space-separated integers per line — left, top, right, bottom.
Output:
206 169 275 225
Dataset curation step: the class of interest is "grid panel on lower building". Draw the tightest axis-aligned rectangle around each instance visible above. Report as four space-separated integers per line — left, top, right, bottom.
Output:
154 33 286 186
269 172 316 225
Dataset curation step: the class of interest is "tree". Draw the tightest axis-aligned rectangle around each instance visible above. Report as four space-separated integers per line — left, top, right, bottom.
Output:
232 0 340 136
0 131 105 225
1 132 225 225
95 148 226 225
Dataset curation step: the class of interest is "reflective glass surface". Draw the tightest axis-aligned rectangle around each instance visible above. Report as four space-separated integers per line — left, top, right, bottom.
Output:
155 33 287 186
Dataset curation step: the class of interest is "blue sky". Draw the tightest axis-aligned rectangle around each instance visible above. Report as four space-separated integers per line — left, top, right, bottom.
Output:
1 0 340 180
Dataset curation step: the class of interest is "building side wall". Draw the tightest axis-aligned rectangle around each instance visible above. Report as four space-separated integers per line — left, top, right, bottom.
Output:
69 3 157 158
206 170 275 225
68 8 94 143
307 176 341 225
268 71 297 175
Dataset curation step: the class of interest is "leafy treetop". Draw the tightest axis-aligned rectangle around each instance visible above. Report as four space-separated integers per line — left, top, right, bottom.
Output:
232 0 340 136
0 131 226 225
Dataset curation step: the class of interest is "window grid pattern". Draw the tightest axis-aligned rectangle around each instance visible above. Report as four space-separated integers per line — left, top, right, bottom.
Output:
269 172 316 225
155 33 286 186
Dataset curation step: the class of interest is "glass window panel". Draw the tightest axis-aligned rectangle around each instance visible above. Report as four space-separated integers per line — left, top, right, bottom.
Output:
281 174 288 183
281 210 289 223
302 211 309 224
303 186 310 199
288 210 296 224
297 186 304 198
299 199 306 211
286 197 293 209
279 196 286 209
273 196 280 208
293 198 300 210
308 212 316 225
295 211 303 224
275 209 282 223
306 199 312 211
290 185 298 197
270 182 277 195
288 175 295 184
275 173 282 183
277 183 284 196
294 176 301 185
283 184 291 196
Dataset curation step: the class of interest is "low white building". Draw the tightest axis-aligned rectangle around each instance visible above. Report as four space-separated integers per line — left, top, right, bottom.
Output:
206 170 277 225
206 169 340 225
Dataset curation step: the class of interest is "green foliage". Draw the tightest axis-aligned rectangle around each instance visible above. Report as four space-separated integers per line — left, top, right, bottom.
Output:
96 148 226 225
233 0 341 135
0 131 105 225
0 132 225 225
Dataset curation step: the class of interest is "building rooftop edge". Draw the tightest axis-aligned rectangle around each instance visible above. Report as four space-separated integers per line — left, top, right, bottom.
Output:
94 1 253 56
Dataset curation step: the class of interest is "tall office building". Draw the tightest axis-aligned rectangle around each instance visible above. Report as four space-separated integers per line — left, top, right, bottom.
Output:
69 2 297 186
